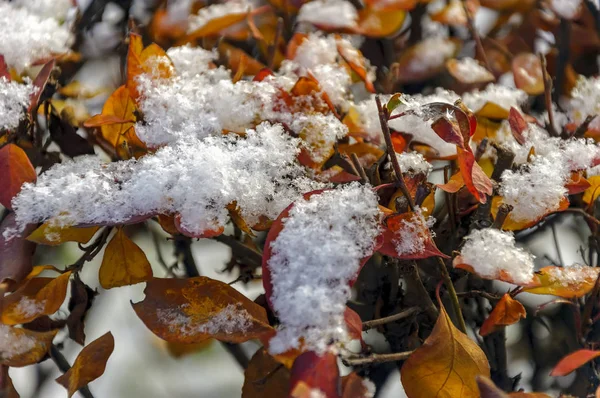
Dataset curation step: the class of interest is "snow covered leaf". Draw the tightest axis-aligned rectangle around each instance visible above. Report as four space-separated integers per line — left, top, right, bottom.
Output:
337 43 375 93
0 325 57 367
447 58 494 84
26 223 99 246
394 38 459 83
242 348 291 398
126 35 174 102
186 11 248 40
219 42 267 77
454 229 536 285
132 277 275 344
458 148 493 204
98 228 153 289
1 271 71 325
174 213 225 238
401 291 490 398
0 144 36 210
341 372 375 398
289 351 340 398
491 196 569 231
344 307 364 348
550 349 600 377
55 332 114 398
523 265 600 298
0 213 36 290
582 175 600 205
378 211 448 260
355 8 407 37
479 294 526 336
512 53 544 95
28 59 55 114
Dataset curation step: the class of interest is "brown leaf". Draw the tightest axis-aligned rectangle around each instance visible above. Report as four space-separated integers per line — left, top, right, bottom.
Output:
48 109 95 158
132 277 275 344
0 325 57 367
512 53 544 95
0 144 37 209
242 348 290 398
550 349 600 376
2 272 72 325
66 275 97 345
27 223 99 246
55 332 114 397
344 307 365 348
523 265 600 298
401 291 490 397
341 372 374 398
289 351 340 398
28 59 55 114
99 228 153 289
0 214 36 291
479 294 526 336
508 107 527 145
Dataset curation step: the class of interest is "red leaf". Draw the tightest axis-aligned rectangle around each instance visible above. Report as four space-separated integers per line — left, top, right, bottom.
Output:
28 59 55 113
289 351 340 398
0 55 10 81
508 107 527 145
458 148 492 204
344 307 365 348
0 213 36 290
550 349 600 376
0 144 36 209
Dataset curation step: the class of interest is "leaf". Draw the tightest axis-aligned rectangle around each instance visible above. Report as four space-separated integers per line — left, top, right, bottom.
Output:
337 43 375 93
2 271 72 325
508 107 527 145
91 85 137 149
479 294 526 336
491 196 570 231
341 372 374 398
512 53 544 95
99 228 153 289
132 277 275 344
386 93 404 114
362 0 416 11
126 34 173 101
447 58 494 84
437 171 465 193
400 292 490 397
0 326 58 367
550 349 600 377
0 144 37 209
355 8 407 37
58 81 105 99
523 265 600 298
394 38 460 83
242 348 291 398
477 375 551 398
48 109 95 157
173 213 225 238
83 114 135 127
219 42 267 77
583 175 600 205
344 307 365 348
1 365 20 398
27 223 99 246
566 173 590 195
66 275 97 345
0 214 36 291
0 55 9 80
289 351 340 398
458 148 493 204
28 59 55 114
55 332 114 397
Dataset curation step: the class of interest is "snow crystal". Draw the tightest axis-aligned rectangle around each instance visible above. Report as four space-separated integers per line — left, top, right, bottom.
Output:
568 76 600 131
12 0 73 20
12 123 322 235
550 0 581 19
0 324 38 359
187 0 251 33
13 297 45 318
166 45 224 78
157 303 253 336
266 184 381 354
449 58 494 84
0 1 74 71
297 0 358 29
362 378 376 398
392 208 435 256
290 113 348 162
463 84 527 113
545 264 598 285
392 152 432 176
459 228 535 284
0 77 34 131
405 37 457 74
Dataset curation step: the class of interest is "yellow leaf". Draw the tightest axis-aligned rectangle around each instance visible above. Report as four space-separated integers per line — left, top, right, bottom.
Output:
583 175 600 205
523 265 600 298
401 293 490 397
99 228 153 289
27 223 99 246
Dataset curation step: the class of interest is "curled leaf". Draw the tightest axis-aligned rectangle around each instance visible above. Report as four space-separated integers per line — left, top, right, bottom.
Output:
523 265 600 298
550 349 600 376
479 294 526 336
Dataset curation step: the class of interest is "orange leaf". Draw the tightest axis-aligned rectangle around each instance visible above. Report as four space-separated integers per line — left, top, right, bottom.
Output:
28 59 55 114
126 34 174 101
95 86 137 148
477 375 551 398
132 277 275 344
491 196 570 231
508 107 527 145
0 326 58 367
447 58 494 84
342 372 374 398
55 332 115 397
401 293 490 398
219 42 267 77
289 351 340 398
99 228 153 289
344 307 364 348
566 172 591 195
512 53 544 95
242 348 291 398
355 8 407 37
27 223 99 246
437 171 465 193
523 265 600 298
186 11 248 40
173 213 225 238
2 271 72 325
157 214 179 235
83 114 135 127
363 0 416 11
0 144 36 210
583 175 600 205
227 202 256 237
479 294 526 336
550 349 600 377
458 148 493 204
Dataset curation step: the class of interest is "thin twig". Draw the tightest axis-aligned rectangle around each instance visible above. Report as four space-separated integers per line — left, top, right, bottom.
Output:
407 261 438 322
362 307 419 330
267 18 283 69
437 257 467 333
457 290 502 302
50 345 95 398
375 96 415 211
539 53 559 137
350 153 368 183
462 1 493 75
343 351 414 367
551 223 564 266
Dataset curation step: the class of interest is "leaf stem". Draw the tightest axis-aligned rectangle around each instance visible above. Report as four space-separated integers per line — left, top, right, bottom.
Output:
437 257 467 333
362 307 419 330
342 351 414 367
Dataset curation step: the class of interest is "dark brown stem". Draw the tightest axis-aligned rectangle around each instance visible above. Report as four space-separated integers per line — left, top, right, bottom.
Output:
68 227 112 272
406 261 438 322
51 345 95 398
342 351 414 366
350 153 368 183
492 204 513 229
437 257 467 333
362 307 419 330
463 1 493 75
267 18 283 69
457 290 501 302
539 53 559 137
574 115 596 138
375 96 415 211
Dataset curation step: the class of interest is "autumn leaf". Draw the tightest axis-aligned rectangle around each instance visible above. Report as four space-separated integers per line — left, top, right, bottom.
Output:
512 53 544 95
126 34 173 101
289 351 340 398
355 8 407 38
400 290 490 397
447 58 494 84
550 349 600 376
87 85 137 150
99 228 153 289
242 348 291 398
27 223 99 246
394 38 460 83
491 196 569 231
55 332 115 397
437 171 465 193
458 148 493 204
0 213 36 291
173 213 225 238
479 294 527 336
566 173 591 195
344 307 365 348
132 277 275 344
583 175 600 205
0 144 37 210
2 271 72 325
523 265 600 298
508 107 527 145
477 375 551 398
0 326 58 367
66 275 97 345
28 59 55 114
341 372 374 398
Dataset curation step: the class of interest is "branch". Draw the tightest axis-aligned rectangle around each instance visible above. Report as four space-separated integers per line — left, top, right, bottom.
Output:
342 351 414 367
539 53 559 137
463 1 493 75
362 307 419 330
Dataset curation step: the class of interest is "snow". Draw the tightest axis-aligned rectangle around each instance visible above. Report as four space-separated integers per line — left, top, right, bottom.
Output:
157 303 253 337
12 123 322 236
404 37 457 74
567 76 600 131
550 0 581 19
462 84 528 113
545 264 598 285
459 228 535 284
0 77 34 131
13 297 45 318
391 152 432 176
297 0 358 29
363 378 376 398
166 45 222 77
392 208 436 256
0 324 38 359
187 0 251 33
12 0 74 20
0 1 74 72
448 58 494 84
266 184 381 354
